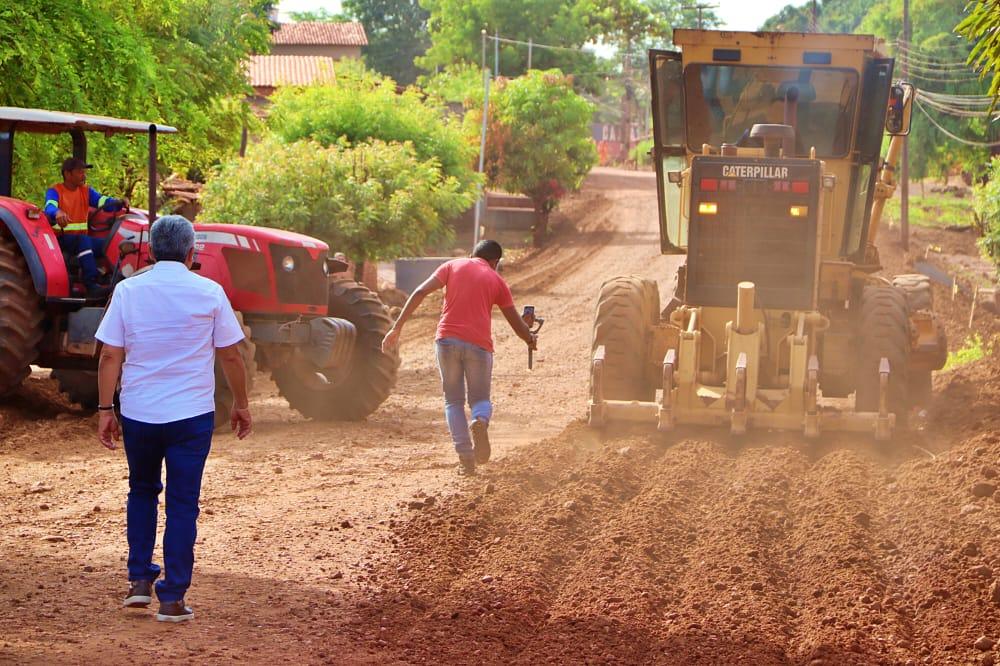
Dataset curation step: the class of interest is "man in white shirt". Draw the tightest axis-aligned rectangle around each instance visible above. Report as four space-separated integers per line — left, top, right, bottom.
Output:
95 215 252 623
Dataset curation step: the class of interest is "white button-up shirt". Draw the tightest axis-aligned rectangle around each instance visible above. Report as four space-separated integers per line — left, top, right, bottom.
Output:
95 261 245 424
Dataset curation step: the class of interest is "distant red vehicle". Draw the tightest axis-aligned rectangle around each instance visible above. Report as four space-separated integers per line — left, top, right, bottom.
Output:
0 108 398 425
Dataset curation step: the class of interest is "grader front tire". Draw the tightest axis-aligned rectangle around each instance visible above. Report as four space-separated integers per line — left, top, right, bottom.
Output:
856 286 911 427
592 276 657 402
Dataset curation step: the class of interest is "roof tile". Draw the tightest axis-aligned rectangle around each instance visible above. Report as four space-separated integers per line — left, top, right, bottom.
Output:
248 55 337 88
271 22 368 47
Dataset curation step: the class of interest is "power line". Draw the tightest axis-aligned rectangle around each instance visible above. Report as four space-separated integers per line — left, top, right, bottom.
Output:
915 99 1000 147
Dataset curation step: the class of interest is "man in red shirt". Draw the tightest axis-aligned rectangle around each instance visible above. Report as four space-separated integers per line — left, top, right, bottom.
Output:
382 240 536 475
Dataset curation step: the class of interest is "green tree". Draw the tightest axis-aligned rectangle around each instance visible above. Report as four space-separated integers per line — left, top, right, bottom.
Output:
267 67 479 192
200 137 472 260
418 0 597 80
470 70 597 246
288 9 345 21
0 0 272 204
341 0 430 85
958 0 1000 104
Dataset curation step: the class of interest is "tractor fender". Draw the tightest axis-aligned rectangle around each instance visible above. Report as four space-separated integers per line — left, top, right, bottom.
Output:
0 203 70 297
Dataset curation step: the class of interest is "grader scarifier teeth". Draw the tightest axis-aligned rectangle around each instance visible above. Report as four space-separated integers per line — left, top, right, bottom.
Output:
589 277 903 441
730 352 748 436
588 345 607 428
657 349 677 432
876 357 892 441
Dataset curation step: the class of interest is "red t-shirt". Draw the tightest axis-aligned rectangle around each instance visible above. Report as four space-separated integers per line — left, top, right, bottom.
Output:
432 257 514 352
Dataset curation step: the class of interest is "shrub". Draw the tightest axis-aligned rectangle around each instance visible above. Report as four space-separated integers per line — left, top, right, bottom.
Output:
972 157 1000 266
199 137 474 261
467 69 597 246
630 137 654 167
267 68 479 192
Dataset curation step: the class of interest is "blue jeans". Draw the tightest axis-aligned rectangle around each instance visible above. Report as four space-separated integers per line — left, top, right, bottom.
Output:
435 338 493 458
57 234 105 287
122 411 214 602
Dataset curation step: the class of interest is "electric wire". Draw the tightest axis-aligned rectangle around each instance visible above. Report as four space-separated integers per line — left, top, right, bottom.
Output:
915 98 1000 147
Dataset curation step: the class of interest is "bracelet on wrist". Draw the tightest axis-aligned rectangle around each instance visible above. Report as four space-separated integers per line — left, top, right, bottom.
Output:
97 405 115 411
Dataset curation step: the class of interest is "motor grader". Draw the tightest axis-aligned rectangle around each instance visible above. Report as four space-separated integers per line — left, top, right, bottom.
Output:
589 30 947 440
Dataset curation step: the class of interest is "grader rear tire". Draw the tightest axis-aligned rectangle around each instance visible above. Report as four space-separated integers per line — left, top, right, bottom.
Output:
273 279 399 421
592 276 656 402
892 274 933 312
214 312 257 430
855 286 911 427
0 235 43 395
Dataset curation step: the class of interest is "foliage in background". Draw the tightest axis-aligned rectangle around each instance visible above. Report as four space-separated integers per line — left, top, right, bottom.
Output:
972 157 1000 267
418 0 609 91
958 0 1000 105
200 138 472 261
761 0 995 183
469 70 596 246
629 138 654 167
943 333 994 371
0 0 272 204
267 67 479 193
342 0 430 86
418 64 484 105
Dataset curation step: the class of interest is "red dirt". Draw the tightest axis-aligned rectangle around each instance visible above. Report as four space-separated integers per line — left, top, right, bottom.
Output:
1 168 999 665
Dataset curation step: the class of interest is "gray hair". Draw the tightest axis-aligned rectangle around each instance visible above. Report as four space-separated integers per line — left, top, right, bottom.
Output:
150 215 195 263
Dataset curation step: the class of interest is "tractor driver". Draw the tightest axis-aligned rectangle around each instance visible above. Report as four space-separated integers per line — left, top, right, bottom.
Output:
43 157 129 298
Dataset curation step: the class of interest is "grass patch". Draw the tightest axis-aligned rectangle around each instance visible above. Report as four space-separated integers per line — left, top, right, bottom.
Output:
883 193 974 229
943 333 994 371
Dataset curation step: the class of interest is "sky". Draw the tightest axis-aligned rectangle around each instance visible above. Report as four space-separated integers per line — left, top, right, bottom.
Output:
276 0 801 32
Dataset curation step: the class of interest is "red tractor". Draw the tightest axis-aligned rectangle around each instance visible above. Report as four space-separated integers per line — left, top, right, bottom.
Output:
0 108 399 425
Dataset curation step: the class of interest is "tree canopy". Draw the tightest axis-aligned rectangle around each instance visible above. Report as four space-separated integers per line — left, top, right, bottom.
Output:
341 0 430 86
469 69 597 245
200 137 471 261
0 0 272 203
267 67 479 192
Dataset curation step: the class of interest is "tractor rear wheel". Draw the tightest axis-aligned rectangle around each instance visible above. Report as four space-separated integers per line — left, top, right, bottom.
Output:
214 312 257 430
855 286 911 427
591 276 656 402
273 279 399 420
0 235 43 394
51 369 100 409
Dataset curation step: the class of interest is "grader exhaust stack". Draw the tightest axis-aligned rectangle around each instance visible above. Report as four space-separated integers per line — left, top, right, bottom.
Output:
589 30 946 440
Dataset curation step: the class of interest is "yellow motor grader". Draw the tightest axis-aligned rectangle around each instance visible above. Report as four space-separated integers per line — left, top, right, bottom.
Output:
589 29 947 440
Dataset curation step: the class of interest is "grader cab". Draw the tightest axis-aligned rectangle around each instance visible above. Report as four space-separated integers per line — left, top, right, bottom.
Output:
589 30 947 440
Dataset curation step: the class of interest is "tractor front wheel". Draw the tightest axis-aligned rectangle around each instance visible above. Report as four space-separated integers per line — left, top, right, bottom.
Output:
0 235 43 394
272 279 399 420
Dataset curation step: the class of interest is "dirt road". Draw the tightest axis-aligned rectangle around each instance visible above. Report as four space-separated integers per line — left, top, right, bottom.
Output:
2 168 999 665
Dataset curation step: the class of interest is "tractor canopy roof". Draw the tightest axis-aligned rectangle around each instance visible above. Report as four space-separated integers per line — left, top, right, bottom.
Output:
0 107 177 135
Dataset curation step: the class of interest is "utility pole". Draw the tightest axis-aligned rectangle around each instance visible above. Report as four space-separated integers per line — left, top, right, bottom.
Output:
901 0 910 250
474 29 490 249
683 3 716 29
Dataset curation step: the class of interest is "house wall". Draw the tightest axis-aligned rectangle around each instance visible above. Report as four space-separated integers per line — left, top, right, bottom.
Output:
269 44 362 60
